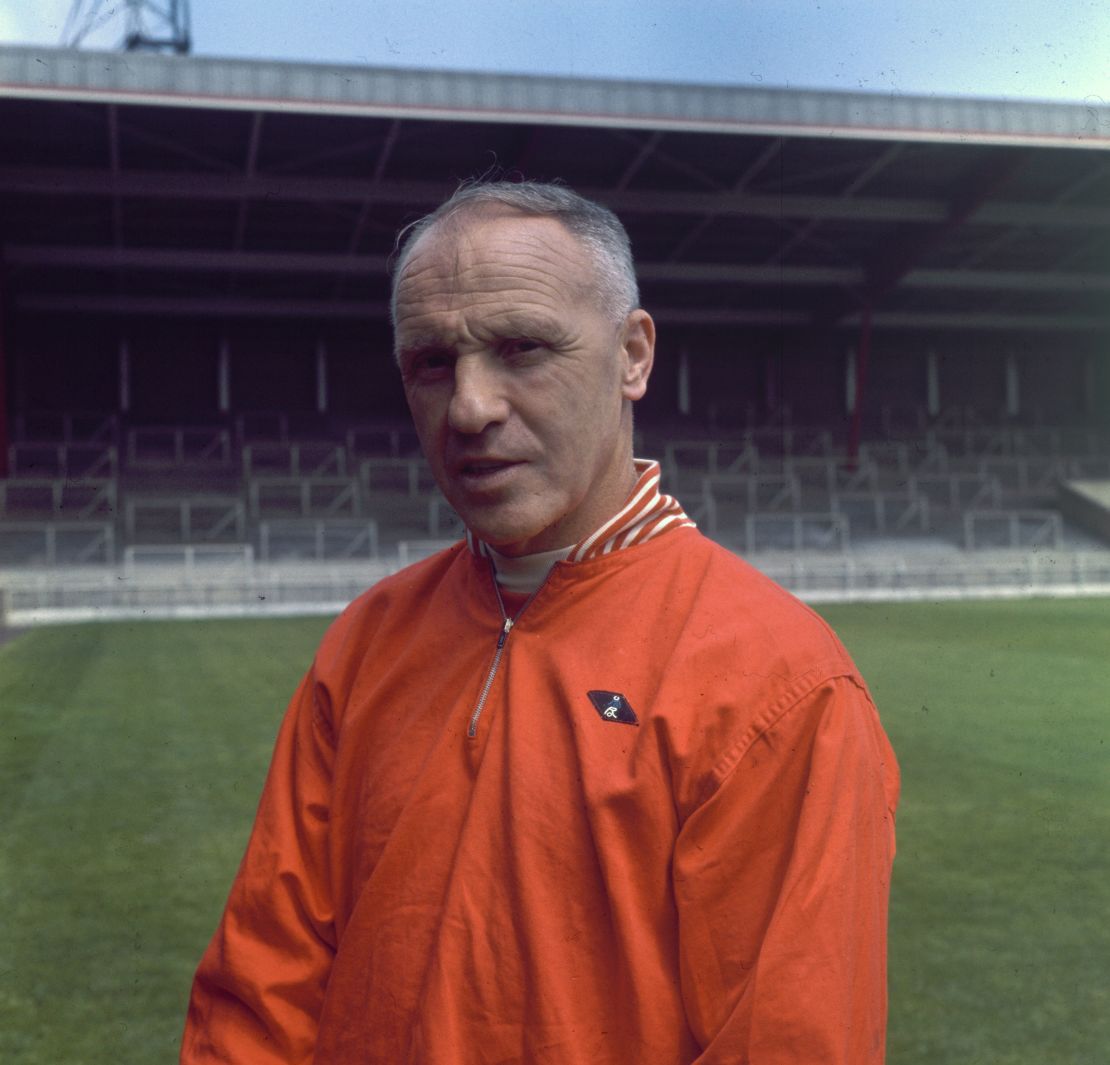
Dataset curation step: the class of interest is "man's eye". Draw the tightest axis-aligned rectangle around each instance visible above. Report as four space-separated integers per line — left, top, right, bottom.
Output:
406 350 452 377
503 338 544 358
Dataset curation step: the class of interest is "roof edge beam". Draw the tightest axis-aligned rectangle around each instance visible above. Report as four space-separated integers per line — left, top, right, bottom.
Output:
4 244 391 275
3 46 1108 150
7 244 1109 295
14 292 1109 332
6 166 1110 228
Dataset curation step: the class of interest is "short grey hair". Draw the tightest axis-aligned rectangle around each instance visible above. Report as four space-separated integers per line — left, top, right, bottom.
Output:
390 180 640 325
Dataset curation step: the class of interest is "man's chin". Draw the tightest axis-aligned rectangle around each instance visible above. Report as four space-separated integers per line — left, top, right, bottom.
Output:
451 503 553 556
462 522 542 555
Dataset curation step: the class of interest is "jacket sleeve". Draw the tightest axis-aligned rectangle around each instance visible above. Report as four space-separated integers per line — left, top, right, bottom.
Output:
180 667 338 1065
673 673 899 1064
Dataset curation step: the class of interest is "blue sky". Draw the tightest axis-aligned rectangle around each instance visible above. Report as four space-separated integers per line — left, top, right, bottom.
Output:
1 0 1108 104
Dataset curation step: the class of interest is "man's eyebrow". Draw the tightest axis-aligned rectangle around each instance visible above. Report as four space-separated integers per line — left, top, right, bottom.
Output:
395 313 564 357
485 310 562 337
395 332 451 353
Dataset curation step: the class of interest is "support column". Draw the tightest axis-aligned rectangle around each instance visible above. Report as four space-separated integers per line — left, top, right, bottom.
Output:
847 307 872 465
677 346 691 416
315 339 328 415
217 336 230 414
1004 350 1020 418
926 349 940 418
118 337 131 414
0 267 8 478
845 345 858 415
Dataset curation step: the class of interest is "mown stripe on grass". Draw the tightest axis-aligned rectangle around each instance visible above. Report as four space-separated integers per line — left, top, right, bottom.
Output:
819 598 1110 1065
1 602 1107 1064
0 617 330 1065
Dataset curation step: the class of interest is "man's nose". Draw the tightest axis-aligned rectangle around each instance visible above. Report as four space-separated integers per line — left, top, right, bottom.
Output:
447 354 510 435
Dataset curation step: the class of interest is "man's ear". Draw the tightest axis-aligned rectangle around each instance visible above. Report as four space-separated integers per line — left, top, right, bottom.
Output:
619 309 655 402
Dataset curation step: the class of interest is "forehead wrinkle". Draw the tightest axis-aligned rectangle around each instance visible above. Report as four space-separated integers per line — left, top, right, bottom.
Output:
411 245 588 287
398 272 592 328
428 258 595 306
399 216 603 309
464 241 595 290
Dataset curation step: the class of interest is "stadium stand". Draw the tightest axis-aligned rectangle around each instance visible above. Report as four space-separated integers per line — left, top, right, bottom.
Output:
3 401 1108 544
4 403 1108 609
0 45 1108 618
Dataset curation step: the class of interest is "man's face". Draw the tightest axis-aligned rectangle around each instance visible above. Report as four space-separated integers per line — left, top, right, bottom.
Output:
393 210 654 557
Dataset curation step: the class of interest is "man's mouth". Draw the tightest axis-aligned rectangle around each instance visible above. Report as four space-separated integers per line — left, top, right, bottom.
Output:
455 459 521 485
458 458 515 473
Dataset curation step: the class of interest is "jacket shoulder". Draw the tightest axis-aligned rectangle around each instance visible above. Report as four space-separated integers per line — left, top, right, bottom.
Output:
313 541 472 678
660 530 856 679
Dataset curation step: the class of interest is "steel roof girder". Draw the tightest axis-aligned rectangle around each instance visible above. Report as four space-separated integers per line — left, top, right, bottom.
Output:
4 166 1110 229
3 244 392 274
13 292 1110 332
7 243 1108 295
901 267 1110 293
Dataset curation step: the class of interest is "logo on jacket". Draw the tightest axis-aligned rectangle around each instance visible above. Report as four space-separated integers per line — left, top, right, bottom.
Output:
587 690 639 727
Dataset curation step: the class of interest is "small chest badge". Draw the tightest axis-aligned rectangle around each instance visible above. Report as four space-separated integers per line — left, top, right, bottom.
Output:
587 690 639 727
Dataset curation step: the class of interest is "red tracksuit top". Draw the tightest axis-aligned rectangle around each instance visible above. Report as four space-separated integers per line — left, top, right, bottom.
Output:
182 462 899 1064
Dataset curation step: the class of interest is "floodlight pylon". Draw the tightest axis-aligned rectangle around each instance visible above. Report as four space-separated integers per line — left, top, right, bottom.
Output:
62 0 192 55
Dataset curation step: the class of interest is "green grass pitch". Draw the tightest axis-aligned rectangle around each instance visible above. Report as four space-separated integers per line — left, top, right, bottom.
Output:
1 598 1108 1063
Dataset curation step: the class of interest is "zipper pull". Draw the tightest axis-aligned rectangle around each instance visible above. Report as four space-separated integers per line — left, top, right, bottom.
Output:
497 616 513 648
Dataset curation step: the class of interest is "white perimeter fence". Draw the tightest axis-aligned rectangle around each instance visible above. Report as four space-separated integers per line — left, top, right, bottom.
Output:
754 549 1110 603
2 545 1110 627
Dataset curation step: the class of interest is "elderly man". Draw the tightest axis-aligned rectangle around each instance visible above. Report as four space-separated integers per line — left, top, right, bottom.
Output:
182 182 899 1064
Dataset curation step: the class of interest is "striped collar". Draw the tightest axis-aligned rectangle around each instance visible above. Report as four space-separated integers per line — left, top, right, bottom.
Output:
466 458 695 563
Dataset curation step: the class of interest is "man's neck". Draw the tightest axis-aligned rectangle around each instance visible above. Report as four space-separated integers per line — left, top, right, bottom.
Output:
487 543 573 594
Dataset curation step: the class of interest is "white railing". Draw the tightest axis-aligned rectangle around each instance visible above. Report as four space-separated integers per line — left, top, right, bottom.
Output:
832 490 931 535
908 473 1002 510
360 457 437 498
783 457 879 496
259 519 380 561
0 557 394 624
242 441 347 478
247 477 361 519
7 442 118 479
122 543 255 576
754 550 1110 602
700 474 801 535
346 423 422 460
6 547 1108 626
924 424 1109 460
126 427 232 467
662 440 760 492
0 521 115 565
743 513 851 552
963 509 1063 550
14 411 117 444
0 477 117 520
125 496 246 542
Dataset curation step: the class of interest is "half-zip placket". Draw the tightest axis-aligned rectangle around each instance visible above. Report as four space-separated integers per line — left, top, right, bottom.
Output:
466 562 550 738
